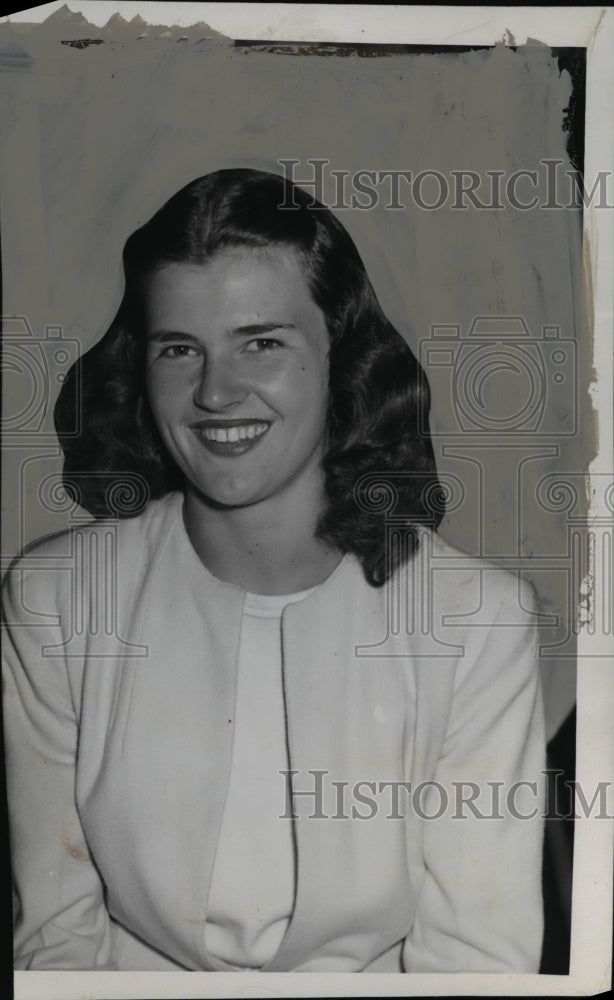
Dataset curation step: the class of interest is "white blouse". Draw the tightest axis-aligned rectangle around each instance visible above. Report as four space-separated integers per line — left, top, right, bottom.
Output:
204 586 315 968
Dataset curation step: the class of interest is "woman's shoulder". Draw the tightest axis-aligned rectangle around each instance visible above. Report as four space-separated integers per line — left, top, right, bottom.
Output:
2 492 183 602
10 493 180 558
408 529 537 617
339 528 535 614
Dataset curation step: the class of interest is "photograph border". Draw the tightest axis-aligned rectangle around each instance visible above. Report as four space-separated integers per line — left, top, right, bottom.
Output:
2 4 612 998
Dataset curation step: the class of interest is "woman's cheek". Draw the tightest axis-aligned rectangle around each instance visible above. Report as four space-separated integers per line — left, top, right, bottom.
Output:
147 365 192 407
247 360 295 397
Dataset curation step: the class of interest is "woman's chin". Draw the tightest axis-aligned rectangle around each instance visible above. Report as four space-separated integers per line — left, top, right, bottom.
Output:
185 480 265 511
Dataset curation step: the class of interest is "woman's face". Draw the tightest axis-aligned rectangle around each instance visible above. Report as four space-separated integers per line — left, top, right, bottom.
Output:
144 246 330 512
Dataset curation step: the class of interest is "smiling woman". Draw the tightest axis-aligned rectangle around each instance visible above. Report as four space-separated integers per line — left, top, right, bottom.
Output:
2 169 545 973
54 168 445 590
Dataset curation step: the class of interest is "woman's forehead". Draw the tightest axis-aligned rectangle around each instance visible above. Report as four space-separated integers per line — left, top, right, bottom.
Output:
141 247 326 336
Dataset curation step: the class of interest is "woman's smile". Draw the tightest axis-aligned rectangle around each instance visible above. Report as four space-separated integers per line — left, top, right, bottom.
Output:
192 419 272 455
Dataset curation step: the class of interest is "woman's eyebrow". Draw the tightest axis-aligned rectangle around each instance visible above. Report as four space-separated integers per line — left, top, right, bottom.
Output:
147 329 200 343
231 322 297 336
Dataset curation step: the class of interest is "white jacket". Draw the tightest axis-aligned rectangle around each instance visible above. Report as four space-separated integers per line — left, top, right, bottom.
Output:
2 491 545 972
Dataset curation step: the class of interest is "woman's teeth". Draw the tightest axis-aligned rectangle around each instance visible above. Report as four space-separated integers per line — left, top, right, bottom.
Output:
201 422 269 443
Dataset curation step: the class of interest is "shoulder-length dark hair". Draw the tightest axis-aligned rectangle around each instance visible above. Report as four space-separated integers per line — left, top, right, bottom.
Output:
55 167 444 586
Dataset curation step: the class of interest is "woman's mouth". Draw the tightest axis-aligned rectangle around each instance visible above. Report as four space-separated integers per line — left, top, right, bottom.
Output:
192 421 271 456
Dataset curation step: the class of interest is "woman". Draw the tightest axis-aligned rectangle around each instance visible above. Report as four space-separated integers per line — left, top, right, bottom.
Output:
2 168 545 973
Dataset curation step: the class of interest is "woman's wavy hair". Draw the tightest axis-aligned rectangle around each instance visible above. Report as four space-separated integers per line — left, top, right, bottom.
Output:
55 168 445 586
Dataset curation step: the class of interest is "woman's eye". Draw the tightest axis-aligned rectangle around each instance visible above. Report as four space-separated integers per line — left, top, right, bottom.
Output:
243 338 282 353
159 344 200 360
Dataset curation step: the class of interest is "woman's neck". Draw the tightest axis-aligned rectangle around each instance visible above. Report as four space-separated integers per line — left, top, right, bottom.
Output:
182 486 343 595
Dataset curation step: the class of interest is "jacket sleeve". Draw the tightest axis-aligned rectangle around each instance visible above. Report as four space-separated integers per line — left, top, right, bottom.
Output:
403 579 546 973
2 559 114 970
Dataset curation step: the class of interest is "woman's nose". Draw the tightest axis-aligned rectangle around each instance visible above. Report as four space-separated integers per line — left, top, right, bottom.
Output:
192 357 246 411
